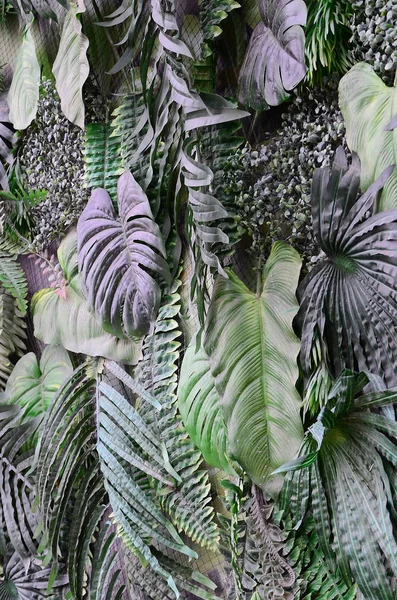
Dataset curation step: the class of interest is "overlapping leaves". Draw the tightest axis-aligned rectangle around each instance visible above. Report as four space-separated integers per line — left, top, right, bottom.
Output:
278 371 397 599
32 230 142 364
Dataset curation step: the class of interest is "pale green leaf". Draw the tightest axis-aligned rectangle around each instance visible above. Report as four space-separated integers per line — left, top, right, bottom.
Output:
3 345 73 419
204 242 304 493
339 62 397 211
52 1 89 129
8 28 40 130
178 333 236 475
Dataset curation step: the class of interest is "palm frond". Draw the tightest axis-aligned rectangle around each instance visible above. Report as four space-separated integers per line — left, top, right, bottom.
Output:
0 287 26 391
34 365 97 574
0 403 40 569
0 551 67 600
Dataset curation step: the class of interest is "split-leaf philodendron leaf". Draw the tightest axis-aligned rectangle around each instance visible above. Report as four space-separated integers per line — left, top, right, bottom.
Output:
297 147 397 386
8 27 40 130
31 229 143 364
238 0 307 110
339 62 397 211
203 242 303 493
77 171 171 338
52 0 89 129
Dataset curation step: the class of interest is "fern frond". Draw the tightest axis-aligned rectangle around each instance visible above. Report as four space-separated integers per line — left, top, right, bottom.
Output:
34 366 97 570
125 548 219 600
84 122 124 202
0 242 28 315
0 287 26 391
111 90 152 189
136 280 220 551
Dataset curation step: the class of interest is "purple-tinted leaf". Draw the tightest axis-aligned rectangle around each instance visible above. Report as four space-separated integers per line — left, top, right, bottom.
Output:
238 0 307 110
77 172 171 338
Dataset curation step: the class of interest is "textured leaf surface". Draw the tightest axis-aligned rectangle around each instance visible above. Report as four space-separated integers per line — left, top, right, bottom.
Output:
8 28 40 130
238 0 307 110
3 345 72 418
178 333 235 474
339 62 397 211
52 1 89 129
32 230 142 364
297 147 397 385
204 242 303 490
77 171 170 338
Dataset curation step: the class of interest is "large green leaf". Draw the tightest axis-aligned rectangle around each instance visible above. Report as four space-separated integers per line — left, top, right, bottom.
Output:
8 27 40 130
296 147 397 385
2 345 73 418
52 0 89 129
31 230 142 364
177 333 235 475
77 171 171 338
203 242 303 492
339 62 397 211
238 0 307 110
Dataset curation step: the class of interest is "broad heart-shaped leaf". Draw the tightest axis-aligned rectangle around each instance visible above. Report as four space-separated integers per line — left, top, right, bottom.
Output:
31 230 142 364
52 0 89 129
238 0 307 110
177 333 236 475
339 63 397 211
77 171 171 338
8 27 40 130
2 345 72 419
296 147 397 386
204 242 303 493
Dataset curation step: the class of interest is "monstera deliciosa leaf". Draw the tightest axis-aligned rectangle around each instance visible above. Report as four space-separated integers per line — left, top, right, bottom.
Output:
178 333 236 475
31 230 142 364
8 26 40 130
52 0 89 129
296 147 397 386
339 62 397 211
203 242 304 492
238 0 307 110
77 171 171 338
1 345 72 418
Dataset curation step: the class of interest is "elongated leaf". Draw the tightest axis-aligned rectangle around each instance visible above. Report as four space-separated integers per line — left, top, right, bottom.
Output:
77 171 171 338
52 0 89 129
32 230 142 364
296 147 397 385
178 333 235 474
3 345 72 419
8 27 40 130
204 242 303 492
339 63 397 211
238 0 307 110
